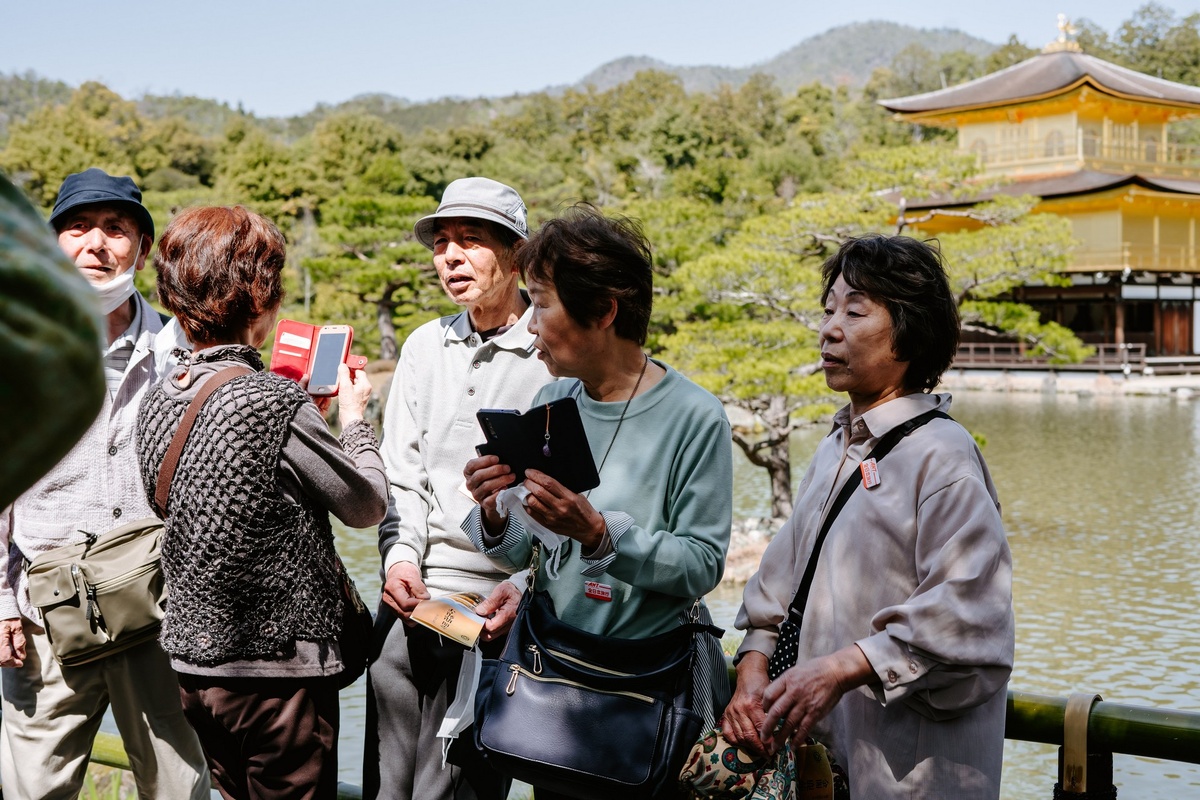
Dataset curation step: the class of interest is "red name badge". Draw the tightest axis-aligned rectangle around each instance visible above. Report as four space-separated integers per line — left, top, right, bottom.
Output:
860 458 881 489
584 581 613 602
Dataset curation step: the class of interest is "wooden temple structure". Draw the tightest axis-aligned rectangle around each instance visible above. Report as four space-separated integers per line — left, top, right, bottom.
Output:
880 19 1200 363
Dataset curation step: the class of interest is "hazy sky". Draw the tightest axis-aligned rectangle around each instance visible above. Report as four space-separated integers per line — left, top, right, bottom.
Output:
5 1 1200 117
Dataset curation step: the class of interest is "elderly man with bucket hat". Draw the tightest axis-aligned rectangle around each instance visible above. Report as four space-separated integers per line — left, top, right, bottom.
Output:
0 169 208 799
366 178 554 800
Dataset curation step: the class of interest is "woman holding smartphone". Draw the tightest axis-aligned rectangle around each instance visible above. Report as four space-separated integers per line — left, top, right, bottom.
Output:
135 205 388 800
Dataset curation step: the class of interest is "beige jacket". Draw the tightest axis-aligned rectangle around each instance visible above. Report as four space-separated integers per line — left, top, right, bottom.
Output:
737 392 1014 800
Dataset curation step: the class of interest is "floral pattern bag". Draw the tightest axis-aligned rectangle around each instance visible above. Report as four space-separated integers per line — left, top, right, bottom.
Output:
679 727 843 799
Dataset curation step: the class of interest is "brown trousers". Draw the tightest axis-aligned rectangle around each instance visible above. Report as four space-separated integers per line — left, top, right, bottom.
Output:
178 673 340 800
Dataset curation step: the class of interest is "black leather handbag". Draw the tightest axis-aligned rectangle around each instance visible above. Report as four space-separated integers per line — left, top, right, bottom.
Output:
474 587 720 800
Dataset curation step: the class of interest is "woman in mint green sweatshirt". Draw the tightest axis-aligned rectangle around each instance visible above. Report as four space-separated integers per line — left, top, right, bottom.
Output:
462 205 732 643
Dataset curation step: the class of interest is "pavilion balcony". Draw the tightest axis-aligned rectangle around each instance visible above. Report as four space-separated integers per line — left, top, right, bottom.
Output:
1065 243 1200 273
968 131 1200 180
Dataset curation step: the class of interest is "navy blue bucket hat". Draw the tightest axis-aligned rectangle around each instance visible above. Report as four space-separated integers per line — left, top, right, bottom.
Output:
49 168 154 240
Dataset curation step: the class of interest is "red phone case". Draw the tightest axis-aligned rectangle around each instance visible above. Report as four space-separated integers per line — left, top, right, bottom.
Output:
269 320 317 383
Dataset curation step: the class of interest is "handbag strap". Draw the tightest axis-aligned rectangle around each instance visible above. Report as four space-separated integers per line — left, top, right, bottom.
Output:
153 365 254 517
782 408 950 624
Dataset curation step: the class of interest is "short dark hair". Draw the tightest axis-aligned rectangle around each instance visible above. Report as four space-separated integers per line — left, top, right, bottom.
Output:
820 235 960 392
516 205 653 345
154 206 286 344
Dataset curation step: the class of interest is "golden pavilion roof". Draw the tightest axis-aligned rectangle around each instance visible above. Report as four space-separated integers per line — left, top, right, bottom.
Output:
879 50 1200 117
901 170 1200 211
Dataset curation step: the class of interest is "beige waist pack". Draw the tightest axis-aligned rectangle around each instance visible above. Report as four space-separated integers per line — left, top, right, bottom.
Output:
26 517 166 666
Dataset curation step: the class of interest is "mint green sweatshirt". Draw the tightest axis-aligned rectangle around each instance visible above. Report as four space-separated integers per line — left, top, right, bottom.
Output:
464 361 732 638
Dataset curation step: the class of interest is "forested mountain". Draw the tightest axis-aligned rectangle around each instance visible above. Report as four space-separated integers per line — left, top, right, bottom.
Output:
0 19 994 141
576 22 997 94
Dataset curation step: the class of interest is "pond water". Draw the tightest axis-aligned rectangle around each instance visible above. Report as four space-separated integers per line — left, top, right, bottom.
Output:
220 390 1200 797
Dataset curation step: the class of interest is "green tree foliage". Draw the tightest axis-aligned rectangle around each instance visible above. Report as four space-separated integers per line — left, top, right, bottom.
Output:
984 36 1039 73
1074 3 1200 86
300 193 440 361
0 83 143 204
0 71 72 145
661 192 895 518
214 120 319 219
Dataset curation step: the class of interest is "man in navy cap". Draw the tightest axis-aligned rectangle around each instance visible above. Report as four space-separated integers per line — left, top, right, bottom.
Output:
0 169 208 799
366 177 553 800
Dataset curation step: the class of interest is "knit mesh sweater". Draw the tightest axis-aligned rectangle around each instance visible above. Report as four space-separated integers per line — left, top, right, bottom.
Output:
136 348 342 667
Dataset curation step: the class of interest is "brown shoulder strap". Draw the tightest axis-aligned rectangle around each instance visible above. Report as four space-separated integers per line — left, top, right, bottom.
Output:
154 365 254 517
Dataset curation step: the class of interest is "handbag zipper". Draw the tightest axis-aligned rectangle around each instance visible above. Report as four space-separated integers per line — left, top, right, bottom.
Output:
544 646 635 677
505 664 654 703
526 645 543 674
89 562 159 593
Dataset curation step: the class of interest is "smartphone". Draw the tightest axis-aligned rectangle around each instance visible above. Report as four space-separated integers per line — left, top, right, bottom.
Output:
307 325 353 396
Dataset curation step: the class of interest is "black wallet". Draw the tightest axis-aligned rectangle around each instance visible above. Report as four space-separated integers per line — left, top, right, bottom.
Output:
475 397 600 494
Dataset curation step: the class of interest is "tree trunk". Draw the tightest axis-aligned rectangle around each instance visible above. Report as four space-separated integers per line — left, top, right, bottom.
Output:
730 395 794 521
376 296 398 362
760 395 794 520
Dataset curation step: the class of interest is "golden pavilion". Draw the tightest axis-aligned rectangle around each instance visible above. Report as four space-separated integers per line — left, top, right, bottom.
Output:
880 18 1200 362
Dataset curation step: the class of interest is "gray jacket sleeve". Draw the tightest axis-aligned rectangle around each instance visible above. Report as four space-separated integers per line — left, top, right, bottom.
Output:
277 404 389 529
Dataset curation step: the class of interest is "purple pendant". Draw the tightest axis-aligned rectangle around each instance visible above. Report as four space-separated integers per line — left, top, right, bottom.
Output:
542 443 552 457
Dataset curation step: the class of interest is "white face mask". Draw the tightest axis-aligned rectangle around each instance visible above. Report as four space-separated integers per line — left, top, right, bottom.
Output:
92 238 141 315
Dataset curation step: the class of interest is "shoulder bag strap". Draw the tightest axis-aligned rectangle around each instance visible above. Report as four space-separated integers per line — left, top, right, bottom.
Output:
781 408 951 624
153 365 254 517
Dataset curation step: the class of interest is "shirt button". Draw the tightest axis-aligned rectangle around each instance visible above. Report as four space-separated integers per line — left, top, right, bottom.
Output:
108 445 118 456
467 388 476 396
473 361 482 369
909 663 919 674
112 507 122 519
887 669 899 683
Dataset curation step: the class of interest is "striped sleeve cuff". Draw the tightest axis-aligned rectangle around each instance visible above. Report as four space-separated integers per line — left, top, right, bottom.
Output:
462 507 527 557
579 511 634 577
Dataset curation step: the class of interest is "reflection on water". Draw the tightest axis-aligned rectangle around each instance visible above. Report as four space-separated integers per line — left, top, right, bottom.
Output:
333 391 1200 797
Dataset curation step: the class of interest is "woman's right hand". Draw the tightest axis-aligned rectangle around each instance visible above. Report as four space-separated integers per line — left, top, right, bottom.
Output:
722 651 772 758
336 363 372 423
463 454 515 534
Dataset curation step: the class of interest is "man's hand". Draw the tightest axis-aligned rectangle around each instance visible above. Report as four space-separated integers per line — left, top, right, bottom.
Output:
474 581 523 642
381 562 430 621
0 618 26 668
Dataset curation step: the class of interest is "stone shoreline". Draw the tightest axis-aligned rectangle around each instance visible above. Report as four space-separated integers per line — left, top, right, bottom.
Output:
939 368 1200 399
724 517 782 585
